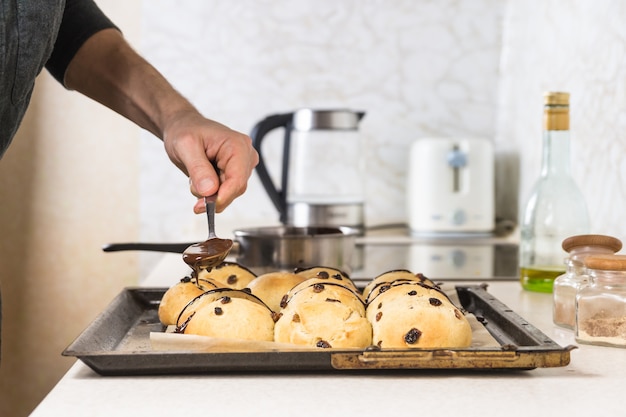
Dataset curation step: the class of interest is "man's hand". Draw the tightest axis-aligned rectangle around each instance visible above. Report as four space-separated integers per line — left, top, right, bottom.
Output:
162 110 258 213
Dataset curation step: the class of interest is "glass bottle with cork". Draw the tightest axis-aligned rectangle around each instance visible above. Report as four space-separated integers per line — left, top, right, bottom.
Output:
553 234 622 329
519 92 590 293
576 254 626 348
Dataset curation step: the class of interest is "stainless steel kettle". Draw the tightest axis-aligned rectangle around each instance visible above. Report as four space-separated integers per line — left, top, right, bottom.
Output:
250 109 366 233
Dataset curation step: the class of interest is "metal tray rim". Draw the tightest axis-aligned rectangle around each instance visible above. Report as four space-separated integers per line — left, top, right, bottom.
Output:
63 285 573 375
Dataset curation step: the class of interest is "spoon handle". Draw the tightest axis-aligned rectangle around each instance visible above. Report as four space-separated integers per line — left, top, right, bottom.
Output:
205 194 217 239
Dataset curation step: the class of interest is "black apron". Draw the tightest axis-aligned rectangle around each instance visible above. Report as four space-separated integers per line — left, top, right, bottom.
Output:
0 0 65 157
0 0 65 363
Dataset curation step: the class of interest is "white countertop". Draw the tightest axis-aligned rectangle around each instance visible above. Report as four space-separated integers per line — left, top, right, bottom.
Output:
32 252 626 417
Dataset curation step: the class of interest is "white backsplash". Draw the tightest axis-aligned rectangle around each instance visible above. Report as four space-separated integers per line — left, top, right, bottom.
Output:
139 0 505 241
138 0 626 273
495 0 626 237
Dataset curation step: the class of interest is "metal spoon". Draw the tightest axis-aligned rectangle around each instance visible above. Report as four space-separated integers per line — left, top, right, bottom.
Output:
182 194 233 272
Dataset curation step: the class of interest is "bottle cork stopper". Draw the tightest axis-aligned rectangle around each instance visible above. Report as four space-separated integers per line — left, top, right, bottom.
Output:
544 92 570 106
584 255 626 271
543 92 570 131
562 234 623 253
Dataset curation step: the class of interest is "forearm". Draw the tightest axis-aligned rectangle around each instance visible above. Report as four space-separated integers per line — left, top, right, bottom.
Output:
64 28 195 139
63 28 258 212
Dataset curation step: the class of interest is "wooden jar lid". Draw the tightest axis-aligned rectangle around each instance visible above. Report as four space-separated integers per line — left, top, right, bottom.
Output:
584 255 626 271
562 234 623 253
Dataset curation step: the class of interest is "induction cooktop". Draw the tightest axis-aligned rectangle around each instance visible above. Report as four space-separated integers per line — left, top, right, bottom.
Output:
350 228 518 283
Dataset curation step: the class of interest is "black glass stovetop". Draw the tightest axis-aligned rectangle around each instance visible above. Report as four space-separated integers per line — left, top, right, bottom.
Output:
350 228 518 282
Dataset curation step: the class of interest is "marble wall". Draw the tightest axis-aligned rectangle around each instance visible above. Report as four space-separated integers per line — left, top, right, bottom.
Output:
138 0 507 267
496 0 626 242
139 0 626 263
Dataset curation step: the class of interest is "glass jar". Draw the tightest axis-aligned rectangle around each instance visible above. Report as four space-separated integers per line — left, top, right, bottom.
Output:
553 235 622 329
576 255 626 348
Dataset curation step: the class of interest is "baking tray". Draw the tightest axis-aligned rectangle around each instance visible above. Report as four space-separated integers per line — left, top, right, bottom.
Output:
63 285 574 375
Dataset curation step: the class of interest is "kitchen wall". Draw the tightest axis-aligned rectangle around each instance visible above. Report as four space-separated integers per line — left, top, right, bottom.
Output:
496 0 626 238
139 0 626 268
1 0 625 415
137 0 508 274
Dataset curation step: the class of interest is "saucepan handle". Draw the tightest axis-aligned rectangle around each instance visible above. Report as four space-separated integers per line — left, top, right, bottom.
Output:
102 242 193 253
102 241 242 255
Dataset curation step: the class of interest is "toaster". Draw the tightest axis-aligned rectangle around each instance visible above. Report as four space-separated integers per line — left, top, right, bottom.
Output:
406 138 495 235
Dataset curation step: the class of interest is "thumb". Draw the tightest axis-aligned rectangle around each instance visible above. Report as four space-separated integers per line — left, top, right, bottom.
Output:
188 160 219 197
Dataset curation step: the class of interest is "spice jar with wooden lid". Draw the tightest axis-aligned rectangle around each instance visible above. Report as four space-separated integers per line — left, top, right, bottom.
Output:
553 235 622 329
576 254 626 348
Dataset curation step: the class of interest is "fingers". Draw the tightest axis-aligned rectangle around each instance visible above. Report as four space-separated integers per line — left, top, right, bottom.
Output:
193 198 205 214
209 142 258 213
191 170 250 213
215 175 249 212
192 174 250 213
164 114 258 214
188 142 258 213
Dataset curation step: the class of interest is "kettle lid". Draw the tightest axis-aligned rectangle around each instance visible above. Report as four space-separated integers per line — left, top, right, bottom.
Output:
293 109 365 131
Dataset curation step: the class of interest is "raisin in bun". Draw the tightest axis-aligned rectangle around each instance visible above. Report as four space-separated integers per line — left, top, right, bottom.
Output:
285 280 366 317
274 299 372 349
180 295 275 341
176 288 270 325
245 271 309 312
274 279 371 348
294 266 359 293
363 269 438 304
197 261 257 289
367 282 471 349
158 276 220 326
365 281 451 323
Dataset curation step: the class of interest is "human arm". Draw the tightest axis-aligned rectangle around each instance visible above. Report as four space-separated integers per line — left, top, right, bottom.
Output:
62 28 257 213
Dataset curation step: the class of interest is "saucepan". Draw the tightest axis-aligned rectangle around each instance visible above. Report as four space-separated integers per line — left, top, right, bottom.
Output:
103 226 359 275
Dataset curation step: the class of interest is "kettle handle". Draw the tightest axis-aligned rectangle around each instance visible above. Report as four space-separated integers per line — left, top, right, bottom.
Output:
250 113 294 222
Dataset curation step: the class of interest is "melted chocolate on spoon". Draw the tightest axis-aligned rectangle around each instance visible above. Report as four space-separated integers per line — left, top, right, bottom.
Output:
182 193 233 273
182 238 233 272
